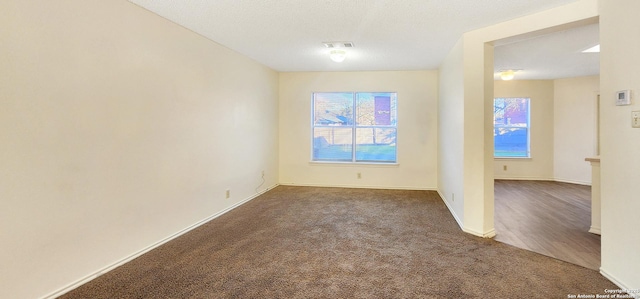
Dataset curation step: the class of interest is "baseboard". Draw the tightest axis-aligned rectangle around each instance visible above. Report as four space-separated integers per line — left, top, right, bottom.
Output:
493 176 552 181
552 177 591 186
494 176 591 186
436 190 496 239
436 190 466 232
463 227 496 238
589 226 601 235
42 183 279 299
279 182 436 191
600 268 640 299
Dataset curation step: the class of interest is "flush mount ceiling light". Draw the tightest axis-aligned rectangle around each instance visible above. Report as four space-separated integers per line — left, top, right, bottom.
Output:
324 42 353 63
329 50 347 62
498 69 521 81
500 70 515 80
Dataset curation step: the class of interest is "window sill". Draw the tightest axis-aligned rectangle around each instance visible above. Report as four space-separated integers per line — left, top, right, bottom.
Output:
494 157 531 160
309 161 399 167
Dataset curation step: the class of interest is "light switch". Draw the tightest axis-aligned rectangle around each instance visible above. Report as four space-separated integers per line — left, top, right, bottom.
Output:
633 111 640 128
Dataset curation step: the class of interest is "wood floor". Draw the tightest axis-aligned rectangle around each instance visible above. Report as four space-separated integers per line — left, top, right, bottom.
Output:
494 180 601 270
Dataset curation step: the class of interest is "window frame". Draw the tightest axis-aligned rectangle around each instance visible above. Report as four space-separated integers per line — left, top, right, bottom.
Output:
493 97 531 159
311 92 398 164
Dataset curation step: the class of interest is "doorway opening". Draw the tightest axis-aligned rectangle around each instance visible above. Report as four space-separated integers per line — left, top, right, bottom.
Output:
491 23 601 270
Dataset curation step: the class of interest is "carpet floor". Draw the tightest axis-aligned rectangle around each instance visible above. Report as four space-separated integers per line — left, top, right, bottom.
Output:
61 186 618 298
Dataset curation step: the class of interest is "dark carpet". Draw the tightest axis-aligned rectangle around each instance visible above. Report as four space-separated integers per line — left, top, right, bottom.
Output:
61 186 618 298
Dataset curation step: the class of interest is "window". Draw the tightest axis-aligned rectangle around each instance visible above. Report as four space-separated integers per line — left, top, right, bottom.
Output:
494 98 530 158
312 92 397 163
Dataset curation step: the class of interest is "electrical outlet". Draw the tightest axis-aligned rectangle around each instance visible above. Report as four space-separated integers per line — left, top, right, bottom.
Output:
225 189 230 199
632 111 640 128
452 193 455 202
503 165 507 171
357 172 362 179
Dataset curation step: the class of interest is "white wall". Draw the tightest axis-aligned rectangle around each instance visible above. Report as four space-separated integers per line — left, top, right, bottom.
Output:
599 0 640 290
554 76 599 185
279 71 438 190
0 1 279 298
494 80 555 181
438 38 466 227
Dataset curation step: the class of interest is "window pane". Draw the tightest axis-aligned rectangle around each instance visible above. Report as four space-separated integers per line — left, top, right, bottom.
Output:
494 98 530 158
356 93 397 126
312 92 398 163
494 128 528 157
313 93 354 126
494 98 528 127
355 128 396 162
313 127 353 161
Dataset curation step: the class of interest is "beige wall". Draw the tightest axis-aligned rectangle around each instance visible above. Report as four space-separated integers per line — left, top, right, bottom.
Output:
600 0 640 289
438 38 466 227
494 80 555 181
493 77 599 185
553 76 599 185
279 71 438 190
0 1 279 298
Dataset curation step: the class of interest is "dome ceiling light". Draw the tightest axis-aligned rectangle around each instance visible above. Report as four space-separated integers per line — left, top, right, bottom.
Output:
498 69 522 80
323 42 354 63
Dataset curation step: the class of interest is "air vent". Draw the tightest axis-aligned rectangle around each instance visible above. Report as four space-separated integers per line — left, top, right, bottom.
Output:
322 41 354 48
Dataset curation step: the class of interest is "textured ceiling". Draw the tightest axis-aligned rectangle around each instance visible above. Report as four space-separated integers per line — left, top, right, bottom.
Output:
494 23 599 80
129 0 597 78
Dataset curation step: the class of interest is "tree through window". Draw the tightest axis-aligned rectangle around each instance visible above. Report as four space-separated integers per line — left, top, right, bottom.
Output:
494 98 530 158
312 92 397 163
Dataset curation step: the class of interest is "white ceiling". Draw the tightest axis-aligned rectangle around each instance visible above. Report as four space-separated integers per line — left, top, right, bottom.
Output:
129 0 598 79
494 23 599 80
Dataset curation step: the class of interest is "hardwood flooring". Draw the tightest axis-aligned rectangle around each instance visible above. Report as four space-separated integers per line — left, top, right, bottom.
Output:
494 180 601 270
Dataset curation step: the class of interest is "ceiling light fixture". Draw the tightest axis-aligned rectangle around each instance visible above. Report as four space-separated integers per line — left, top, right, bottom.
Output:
324 42 353 63
500 70 516 80
329 49 347 63
498 69 523 81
